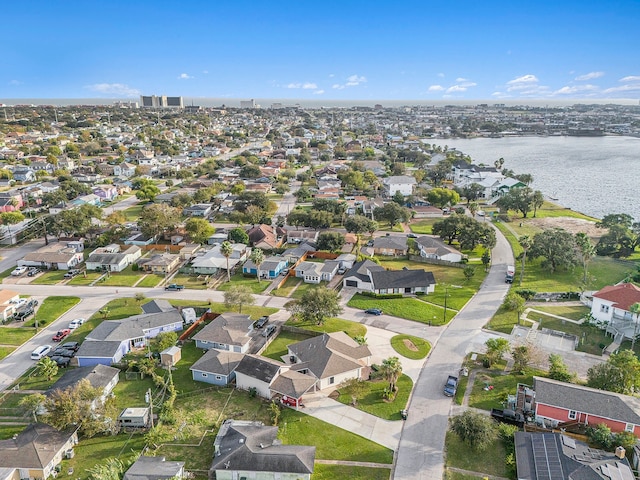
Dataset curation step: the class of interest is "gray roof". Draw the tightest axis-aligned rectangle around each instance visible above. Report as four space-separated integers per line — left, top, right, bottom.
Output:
370 269 435 290
343 259 384 283
235 355 282 383
211 420 315 475
124 456 184 480
0 423 76 470
288 332 370 379
192 313 254 347
373 236 408 251
87 310 183 342
415 235 461 257
76 340 122 358
270 370 317 398
47 364 119 395
533 376 640 425
141 299 175 314
190 349 244 376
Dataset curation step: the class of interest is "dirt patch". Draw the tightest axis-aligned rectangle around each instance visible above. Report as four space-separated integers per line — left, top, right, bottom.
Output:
402 338 419 352
527 217 602 239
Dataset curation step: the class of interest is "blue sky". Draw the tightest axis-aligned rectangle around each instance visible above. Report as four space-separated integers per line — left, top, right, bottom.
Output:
4 0 640 102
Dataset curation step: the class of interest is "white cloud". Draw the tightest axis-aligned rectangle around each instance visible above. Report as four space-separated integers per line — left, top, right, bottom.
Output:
620 76 640 82
428 85 445 92
603 83 640 94
333 74 367 89
287 82 318 90
328 73 335 78
507 74 539 86
85 83 141 97
455 77 469 83
575 71 604 81
178 73 193 80
554 84 599 95
313 90 324 95
202 70 209 74
446 85 468 93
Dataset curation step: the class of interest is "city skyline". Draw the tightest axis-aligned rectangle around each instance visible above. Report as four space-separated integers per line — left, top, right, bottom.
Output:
4 0 640 102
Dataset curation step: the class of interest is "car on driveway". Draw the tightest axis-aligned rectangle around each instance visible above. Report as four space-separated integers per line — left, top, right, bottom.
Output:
164 283 184 291
27 268 41 277
11 267 27 276
61 341 80 352
52 329 71 342
50 356 71 368
263 324 277 338
365 308 383 315
50 347 74 358
254 316 270 328
63 269 81 279
407 233 418 238
68 317 85 329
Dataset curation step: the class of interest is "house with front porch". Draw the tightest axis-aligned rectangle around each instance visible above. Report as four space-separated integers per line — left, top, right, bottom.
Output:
242 256 288 279
18 242 84 270
342 259 435 294
189 243 249 275
415 236 463 263
137 253 181 274
591 283 640 340
372 236 408 256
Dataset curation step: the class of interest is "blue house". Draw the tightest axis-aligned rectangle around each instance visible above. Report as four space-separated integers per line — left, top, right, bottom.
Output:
75 307 184 367
242 255 288 279
190 349 244 386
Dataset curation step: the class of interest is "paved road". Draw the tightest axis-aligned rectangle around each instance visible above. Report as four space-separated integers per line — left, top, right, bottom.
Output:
394 225 514 480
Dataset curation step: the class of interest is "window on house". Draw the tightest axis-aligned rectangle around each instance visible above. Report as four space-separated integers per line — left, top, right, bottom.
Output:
568 410 577 420
202 373 207 377
626 423 634 432
216 375 223 380
329 376 335 384
600 305 610 313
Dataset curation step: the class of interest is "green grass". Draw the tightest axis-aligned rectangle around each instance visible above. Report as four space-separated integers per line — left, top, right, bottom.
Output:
98 265 146 287
122 204 145 221
0 346 16 360
530 305 590 320
262 330 318 361
136 274 163 288
0 267 17 280
390 335 431 359
66 297 144 343
348 294 455 325
25 296 81 329
530 314 610 356
165 273 211 290
169 299 278 320
336 375 413 420
30 270 67 285
468 369 542 411
272 276 301 297
532 202 598 221
0 425 28 440
486 305 525 334
68 271 104 285
291 281 328 299
409 219 438 234
216 272 271 294
312 464 391 480
444 430 509 478
0 328 36 346
286 317 367 338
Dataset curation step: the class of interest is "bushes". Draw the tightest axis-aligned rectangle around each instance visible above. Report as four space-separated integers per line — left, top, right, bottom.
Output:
359 291 404 299
515 289 537 300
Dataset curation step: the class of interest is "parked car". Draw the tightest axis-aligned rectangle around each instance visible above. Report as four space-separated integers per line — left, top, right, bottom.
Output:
50 347 74 358
64 269 81 279
11 267 27 276
68 317 85 329
337 267 347 275
263 324 277 338
60 341 80 352
365 308 383 315
444 375 459 397
254 316 270 328
31 345 52 360
164 283 184 291
407 233 418 238
14 305 34 321
12 298 27 307
27 268 41 277
52 329 71 342
27 299 38 307
50 356 71 368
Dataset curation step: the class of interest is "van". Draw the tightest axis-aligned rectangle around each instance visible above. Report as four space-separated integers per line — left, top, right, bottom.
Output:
31 345 52 360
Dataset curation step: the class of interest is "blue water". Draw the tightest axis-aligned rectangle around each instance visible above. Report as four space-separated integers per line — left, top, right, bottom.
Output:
428 136 640 221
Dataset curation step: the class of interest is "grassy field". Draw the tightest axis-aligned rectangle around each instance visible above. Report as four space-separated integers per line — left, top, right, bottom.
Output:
390 335 431 360
408 219 437 234
68 271 104 286
65 297 144 343
312 464 390 480
0 346 16 361
336 375 412 420
291 281 328 299
216 272 271 294
529 305 590 320
444 430 509 478
30 270 67 285
468 369 542 411
0 327 37 346
122 204 145 221
25 296 81 329
348 294 455 325
136 274 163 288
271 276 301 297
169 273 211 290
262 330 317 361
98 265 146 287
286 317 367 338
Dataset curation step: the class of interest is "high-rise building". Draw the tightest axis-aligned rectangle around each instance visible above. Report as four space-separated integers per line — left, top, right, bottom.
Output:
140 95 183 109
240 99 257 109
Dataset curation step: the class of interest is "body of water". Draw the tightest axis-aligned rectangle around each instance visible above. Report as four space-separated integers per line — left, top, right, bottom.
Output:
428 136 640 221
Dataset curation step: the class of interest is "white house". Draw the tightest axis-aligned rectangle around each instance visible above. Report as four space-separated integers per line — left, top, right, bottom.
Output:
86 245 142 272
382 175 416 196
18 242 84 270
190 243 249 275
591 283 640 340
415 236 463 263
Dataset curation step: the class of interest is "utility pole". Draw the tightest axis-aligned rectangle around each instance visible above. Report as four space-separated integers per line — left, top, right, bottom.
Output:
145 388 154 428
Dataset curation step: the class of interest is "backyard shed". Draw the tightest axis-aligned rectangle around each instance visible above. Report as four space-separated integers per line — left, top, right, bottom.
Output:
160 346 181 367
118 407 150 428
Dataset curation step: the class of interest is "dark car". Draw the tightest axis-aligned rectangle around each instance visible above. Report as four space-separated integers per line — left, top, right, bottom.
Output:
263 324 277 338
64 269 81 279
52 329 71 342
164 284 185 291
364 308 383 315
27 268 41 277
50 356 71 367
254 316 270 328
27 299 38 307
407 233 418 238
14 305 34 321
61 341 79 352
51 347 74 358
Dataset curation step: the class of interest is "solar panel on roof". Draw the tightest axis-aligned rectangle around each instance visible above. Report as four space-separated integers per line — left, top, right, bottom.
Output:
532 434 565 480
561 435 576 449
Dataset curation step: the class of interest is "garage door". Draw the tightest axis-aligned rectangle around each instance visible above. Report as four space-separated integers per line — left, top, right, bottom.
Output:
346 280 358 287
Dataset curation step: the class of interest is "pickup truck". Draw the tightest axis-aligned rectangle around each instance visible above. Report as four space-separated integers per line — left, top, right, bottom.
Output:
164 284 185 291
490 408 525 427
443 375 459 397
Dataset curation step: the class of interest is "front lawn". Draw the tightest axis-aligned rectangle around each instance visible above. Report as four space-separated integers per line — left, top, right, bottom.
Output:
68 271 104 286
26 296 81 329
313 464 391 480
390 335 431 359
272 276 301 297
0 346 15 360
409 219 437 234
468 369 542 411
530 305 590 321
169 299 278 320
348 294 455 325
286 317 366 338
336 375 413 420
66 297 143 343
30 270 67 285
168 273 210 290
444 430 509 478
217 272 271 294
486 304 527 334
262 330 318 361
122 204 145 221
98 265 146 287
291 281 328 299
136 274 163 288
0 328 36 346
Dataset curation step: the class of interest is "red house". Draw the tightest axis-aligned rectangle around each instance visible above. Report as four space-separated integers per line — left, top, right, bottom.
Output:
524 376 640 435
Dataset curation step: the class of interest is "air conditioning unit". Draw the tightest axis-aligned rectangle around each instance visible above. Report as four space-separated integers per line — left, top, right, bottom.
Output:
65 449 75 459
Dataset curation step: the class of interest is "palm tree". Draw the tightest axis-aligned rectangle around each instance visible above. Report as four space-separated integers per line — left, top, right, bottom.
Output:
250 248 265 283
380 356 403 395
575 233 596 285
37 356 58 381
468 202 479 217
518 235 532 286
220 241 233 282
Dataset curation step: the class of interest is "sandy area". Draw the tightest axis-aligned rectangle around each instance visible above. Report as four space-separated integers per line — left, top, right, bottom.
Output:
527 217 602 239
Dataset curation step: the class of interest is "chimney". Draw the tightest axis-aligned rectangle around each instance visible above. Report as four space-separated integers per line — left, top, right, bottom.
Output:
615 446 626 459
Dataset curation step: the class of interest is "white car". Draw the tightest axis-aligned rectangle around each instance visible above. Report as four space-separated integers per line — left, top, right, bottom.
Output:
31 345 52 360
11 298 28 307
68 317 86 329
11 267 27 276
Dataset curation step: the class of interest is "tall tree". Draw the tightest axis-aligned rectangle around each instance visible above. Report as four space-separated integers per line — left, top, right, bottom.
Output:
630 303 640 350
223 285 255 313
374 202 411 228
575 233 596 285
228 227 249 245
450 411 497 451
587 349 640 394
502 292 525 324
518 235 532 286
548 353 574 382
380 356 403 395
528 228 579 273
287 287 343 325
316 232 345 252
138 204 181 239
220 240 233 282
426 188 460 209
484 338 510 367
250 248 265 282
185 217 215 244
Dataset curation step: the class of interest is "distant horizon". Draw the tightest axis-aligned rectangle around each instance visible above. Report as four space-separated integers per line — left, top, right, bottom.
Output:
2 97 640 109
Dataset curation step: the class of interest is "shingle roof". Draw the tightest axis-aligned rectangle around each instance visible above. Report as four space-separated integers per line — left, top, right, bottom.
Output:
270 370 317 398
343 259 384 283
593 283 640 311
0 423 76 470
87 310 182 342
211 420 315 475
124 456 184 480
370 269 435 290
192 313 254 347
47 364 119 395
190 349 244 376
373 236 408 251
141 299 175 314
76 340 122 358
533 376 640 425
416 235 461 257
235 355 282 383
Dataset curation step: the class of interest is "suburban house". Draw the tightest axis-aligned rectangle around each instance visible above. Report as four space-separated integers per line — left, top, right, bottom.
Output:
85 244 142 272
372 235 408 256
75 307 184 366
183 203 213 217
282 242 316 264
412 205 445 219
47 364 120 403
243 255 288 279
515 432 633 480
188 243 249 275
18 242 84 270
286 230 319 245
295 260 340 284
382 175 417 196
137 253 181 274
12 166 36 183
92 184 119 202
210 420 315 480
288 332 371 390
192 313 255 353
343 259 436 294
0 289 20 322
520 376 640 436
0 423 78 480
246 224 286 250
124 232 156 246
124 456 185 480
190 349 244 386
235 355 286 399
590 283 640 340
113 162 136 178
415 236 463 263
